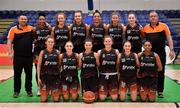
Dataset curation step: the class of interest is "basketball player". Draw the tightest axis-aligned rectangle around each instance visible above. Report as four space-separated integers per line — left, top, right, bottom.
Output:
138 40 162 102
78 39 99 100
37 35 61 102
60 41 79 101
51 12 71 53
98 36 119 101
34 12 51 96
70 11 89 53
119 41 139 102
125 12 143 53
107 11 125 52
88 10 107 52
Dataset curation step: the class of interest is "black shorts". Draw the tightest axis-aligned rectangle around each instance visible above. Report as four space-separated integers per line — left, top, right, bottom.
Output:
119 76 137 87
61 76 79 92
99 74 118 93
138 76 157 91
41 74 61 90
81 75 98 93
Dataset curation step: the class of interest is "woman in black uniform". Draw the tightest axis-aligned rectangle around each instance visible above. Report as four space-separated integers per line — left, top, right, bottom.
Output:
78 39 99 100
119 41 139 102
51 12 71 53
37 35 61 102
138 41 162 102
97 36 119 101
107 11 125 52
125 12 143 53
88 10 107 52
60 41 79 101
70 11 89 53
34 13 51 96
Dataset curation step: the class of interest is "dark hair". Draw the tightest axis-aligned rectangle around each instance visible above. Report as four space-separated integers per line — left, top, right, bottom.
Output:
104 35 114 43
149 10 159 17
56 12 66 25
45 35 55 42
38 12 46 18
122 40 131 47
93 10 101 16
84 38 93 45
142 40 152 45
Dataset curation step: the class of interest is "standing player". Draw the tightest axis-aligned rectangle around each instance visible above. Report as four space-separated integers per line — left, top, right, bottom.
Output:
125 12 143 53
78 39 99 100
88 10 107 52
60 41 79 101
107 11 125 52
98 36 119 101
143 11 174 97
51 12 71 53
34 13 51 96
138 40 162 102
70 11 89 53
119 41 139 102
37 35 61 102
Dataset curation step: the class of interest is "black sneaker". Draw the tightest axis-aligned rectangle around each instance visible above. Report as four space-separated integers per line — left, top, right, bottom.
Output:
27 91 33 97
13 92 19 98
158 92 164 98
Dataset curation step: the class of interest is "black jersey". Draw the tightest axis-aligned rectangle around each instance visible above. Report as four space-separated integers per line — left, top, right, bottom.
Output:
89 23 105 45
41 49 60 75
54 25 69 47
61 53 78 77
35 25 51 47
139 52 157 77
125 23 142 52
120 52 136 78
71 23 86 45
99 49 117 73
81 52 97 78
108 24 123 45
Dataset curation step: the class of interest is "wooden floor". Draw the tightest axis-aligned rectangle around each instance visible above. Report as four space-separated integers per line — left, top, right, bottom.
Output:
0 102 179 108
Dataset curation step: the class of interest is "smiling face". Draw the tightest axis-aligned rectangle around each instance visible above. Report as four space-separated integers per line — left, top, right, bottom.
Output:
75 12 82 24
93 12 101 23
104 37 113 48
38 16 46 25
111 14 119 25
149 11 159 24
143 41 152 52
18 15 28 27
45 37 55 49
57 13 65 25
123 41 131 52
84 41 93 51
128 13 136 25
65 42 74 52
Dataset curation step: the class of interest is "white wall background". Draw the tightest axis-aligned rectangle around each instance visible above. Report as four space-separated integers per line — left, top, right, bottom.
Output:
0 0 179 12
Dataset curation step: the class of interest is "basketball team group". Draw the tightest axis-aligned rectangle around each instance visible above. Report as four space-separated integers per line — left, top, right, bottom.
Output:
7 10 175 103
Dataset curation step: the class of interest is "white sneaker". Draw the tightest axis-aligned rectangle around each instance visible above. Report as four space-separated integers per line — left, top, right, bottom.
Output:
37 89 41 96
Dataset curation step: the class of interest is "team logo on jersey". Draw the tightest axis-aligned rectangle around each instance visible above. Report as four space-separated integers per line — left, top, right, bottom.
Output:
102 54 105 58
36 30 40 35
63 58 67 62
127 30 131 34
109 28 114 32
44 54 47 59
73 27 77 31
121 58 125 62
91 28 94 32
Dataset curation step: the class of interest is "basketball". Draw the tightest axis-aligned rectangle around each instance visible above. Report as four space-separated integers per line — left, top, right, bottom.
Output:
83 91 95 103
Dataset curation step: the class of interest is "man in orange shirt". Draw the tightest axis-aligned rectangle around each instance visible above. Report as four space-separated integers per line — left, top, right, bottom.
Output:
143 11 175 98
7 15 34 98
